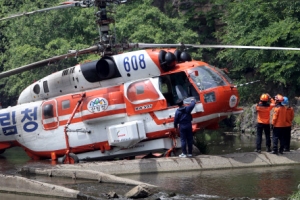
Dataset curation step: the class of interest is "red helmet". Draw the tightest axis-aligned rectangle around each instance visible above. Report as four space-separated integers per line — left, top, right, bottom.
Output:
260 94 269 101
275 94 284 102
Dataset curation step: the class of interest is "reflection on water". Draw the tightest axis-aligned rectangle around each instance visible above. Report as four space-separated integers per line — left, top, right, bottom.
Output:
0 147 31 175
0 193 57 200
0 147 50 175
121 166 300 199
202 131 299 155
0 132 300 200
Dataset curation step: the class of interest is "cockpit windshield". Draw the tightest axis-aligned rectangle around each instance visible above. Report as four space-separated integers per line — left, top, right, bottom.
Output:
188 66 227 90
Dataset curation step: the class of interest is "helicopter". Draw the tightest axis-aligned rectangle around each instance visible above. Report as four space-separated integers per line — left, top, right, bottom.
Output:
0 0 299 164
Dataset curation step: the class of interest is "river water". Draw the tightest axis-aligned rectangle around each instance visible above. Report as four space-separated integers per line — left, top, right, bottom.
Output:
1 132 300 200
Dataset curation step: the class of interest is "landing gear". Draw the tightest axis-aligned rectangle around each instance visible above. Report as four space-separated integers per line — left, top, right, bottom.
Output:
62 93 85 164
163 148 181 157
164 145 201 157
62 153 79 164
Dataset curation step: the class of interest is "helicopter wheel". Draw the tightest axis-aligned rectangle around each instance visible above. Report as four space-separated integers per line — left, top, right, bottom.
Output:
163 148 181 157
62 153 79 164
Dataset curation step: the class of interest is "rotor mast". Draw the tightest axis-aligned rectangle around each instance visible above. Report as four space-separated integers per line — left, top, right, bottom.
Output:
93 0 128 56
95 0 114 55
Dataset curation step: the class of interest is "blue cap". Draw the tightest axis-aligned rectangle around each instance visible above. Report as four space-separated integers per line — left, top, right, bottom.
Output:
281 97 289 106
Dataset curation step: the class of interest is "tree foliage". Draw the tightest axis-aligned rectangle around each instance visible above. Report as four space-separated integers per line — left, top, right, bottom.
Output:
0 0 98 105
0 0 200 106
115 0 198 44
216 0 300 100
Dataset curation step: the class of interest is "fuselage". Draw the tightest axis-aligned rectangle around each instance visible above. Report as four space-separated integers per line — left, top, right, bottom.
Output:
0 49 243 160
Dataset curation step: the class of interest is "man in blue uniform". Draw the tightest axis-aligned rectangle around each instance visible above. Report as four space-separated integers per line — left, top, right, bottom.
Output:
174 98 196 157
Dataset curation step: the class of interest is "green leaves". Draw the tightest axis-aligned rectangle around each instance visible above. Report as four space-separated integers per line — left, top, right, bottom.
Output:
217 0 300 98
115 0 198 44
0 0 99 104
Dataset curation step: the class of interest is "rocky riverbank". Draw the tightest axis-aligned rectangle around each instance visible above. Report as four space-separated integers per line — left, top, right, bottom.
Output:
1 150 297 200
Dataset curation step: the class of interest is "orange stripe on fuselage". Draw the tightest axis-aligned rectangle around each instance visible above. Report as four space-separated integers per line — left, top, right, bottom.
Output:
58 108 127 126
21 140 112 160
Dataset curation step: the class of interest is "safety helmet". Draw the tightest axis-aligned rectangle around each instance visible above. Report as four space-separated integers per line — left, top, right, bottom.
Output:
281 96 289 106
260 94 269 101
275 94 284 102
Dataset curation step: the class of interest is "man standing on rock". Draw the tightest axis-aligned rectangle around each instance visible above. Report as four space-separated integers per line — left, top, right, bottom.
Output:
255 93 275 153
174 98 196 158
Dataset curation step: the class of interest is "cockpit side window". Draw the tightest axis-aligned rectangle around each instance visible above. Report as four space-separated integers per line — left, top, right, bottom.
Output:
204 92 216 103
189 66 227 91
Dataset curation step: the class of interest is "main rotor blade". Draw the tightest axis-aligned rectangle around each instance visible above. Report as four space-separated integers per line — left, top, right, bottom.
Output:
0 45 99 79
190 44 300 51
0 3 78 22
133 43 300 51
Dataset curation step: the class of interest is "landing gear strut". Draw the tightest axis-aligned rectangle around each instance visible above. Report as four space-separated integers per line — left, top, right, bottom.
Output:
62 153 79 164
63 93 86 164
164 131 178 157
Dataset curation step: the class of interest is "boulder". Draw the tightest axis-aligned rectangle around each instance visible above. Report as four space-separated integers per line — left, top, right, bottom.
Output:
125 184 158 199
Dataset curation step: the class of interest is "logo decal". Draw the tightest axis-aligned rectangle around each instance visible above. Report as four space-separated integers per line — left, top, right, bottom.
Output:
229 95 238 108
88 97 109 113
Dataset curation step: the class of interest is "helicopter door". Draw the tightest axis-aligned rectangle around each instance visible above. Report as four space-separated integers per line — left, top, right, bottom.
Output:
189 66 228 111
168 72 200 103
42 100 59 130
124 78 166 116
159 76 175 106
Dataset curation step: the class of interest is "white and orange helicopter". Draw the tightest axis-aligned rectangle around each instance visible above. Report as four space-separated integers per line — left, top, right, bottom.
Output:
0 0 299 164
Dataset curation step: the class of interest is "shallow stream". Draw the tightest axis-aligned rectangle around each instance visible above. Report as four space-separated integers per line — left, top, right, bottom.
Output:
0 132 299 199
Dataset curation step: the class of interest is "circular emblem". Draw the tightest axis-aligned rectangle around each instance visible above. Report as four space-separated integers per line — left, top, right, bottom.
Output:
87 97 109 113
229 95 238 108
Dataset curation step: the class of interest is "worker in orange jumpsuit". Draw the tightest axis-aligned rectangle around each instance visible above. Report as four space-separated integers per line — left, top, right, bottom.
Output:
282 97 294 152
255 93 275 153
271 94 287 154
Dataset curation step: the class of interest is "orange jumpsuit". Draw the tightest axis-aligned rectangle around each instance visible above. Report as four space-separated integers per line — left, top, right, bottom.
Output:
272 104 287 153
255 100 275 151
284 106 294 151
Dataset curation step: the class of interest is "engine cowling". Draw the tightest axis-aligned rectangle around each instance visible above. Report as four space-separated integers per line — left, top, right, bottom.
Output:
81 57 121 83
158 50 176 72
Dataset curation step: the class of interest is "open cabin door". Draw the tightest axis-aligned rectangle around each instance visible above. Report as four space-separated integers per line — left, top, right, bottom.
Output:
41 99 59 130
160 72 200 106
124 78 167 116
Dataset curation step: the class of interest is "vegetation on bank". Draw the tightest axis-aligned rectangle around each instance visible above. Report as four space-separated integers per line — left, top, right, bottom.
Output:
288 187 300 200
